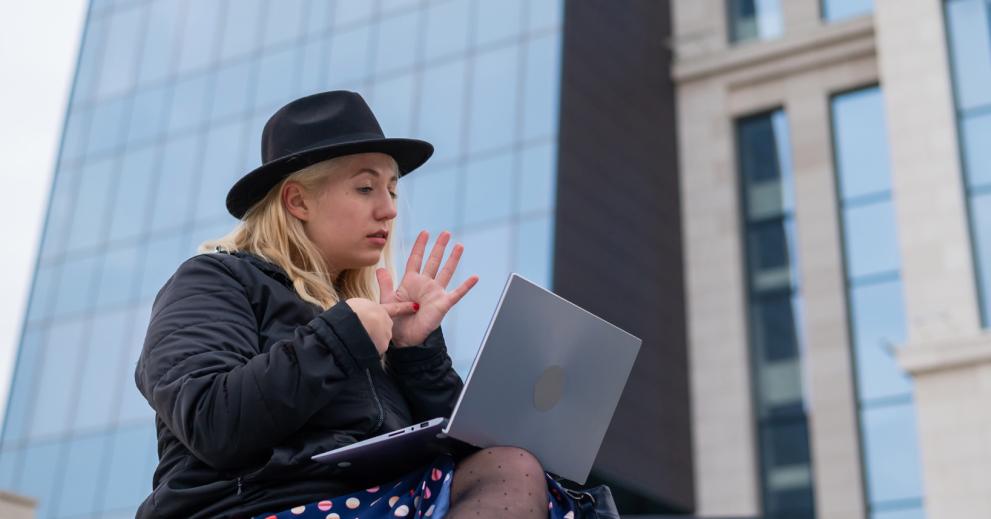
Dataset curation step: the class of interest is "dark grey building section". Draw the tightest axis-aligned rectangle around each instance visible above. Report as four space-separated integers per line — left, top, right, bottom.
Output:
553 0 692 515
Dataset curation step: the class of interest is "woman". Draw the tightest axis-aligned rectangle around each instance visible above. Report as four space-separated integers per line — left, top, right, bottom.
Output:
134 91 581 518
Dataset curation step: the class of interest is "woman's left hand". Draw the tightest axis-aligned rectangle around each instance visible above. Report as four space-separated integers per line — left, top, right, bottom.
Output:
377 230 479 347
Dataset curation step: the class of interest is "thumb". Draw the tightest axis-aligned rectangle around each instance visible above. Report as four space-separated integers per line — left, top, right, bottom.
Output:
382 301 418 317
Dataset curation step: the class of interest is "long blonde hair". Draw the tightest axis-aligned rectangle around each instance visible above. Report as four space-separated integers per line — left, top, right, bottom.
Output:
197 154 399 312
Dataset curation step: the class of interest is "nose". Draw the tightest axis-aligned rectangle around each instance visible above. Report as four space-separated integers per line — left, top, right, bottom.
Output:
375 192 397 221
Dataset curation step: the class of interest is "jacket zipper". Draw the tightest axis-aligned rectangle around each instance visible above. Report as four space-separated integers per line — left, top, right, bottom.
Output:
236 476 243 495
365 368 385 433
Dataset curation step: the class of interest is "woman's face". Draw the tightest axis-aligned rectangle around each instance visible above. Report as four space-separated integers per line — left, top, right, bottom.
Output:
283 152 399 277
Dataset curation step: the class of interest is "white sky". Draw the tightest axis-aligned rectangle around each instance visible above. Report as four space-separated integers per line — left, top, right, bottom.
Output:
0 0 87 430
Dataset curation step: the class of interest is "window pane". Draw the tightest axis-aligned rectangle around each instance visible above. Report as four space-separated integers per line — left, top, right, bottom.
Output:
102 425 156 511
138 233 188 301
150 135 201 233
53 253 100 319
399 166 459 238
831 88 893 199
861 403 924 506
945 0 991 112
17 440 62 518
95 244 141 311
73 309 131 434
424 0 471 61
417 59 468 164
1 329 43 443
849 280 912 402
528 0 564 32
822 0 874 22
176 0 223 74
253 47 299 111
137 0 183 85
463 151 514 226
117 304 156 423
728 0 783 43
450 223 513 362
211 60 253 121
475 0 524 46
374 10 419 77
0 448 22 488
29 319 87 438
127 83 170 146
522 33 562 141
335 0 374 27
67 158 116 253
55 432 110 517
25 264 57 324
109 144 158 242
518 141 556 214
298 35 331 97
515 214 554 288
96 5 143 99
195 120 248 223
262 0 305 48
961 110 991 189
167 73 211 134
841 200 901 279
219 0 265 61
87 97 128 157
61 105 90 162
371 73 416 136
468 45 519 155
327 25 371 88
39 166 79 261
305 0 334 36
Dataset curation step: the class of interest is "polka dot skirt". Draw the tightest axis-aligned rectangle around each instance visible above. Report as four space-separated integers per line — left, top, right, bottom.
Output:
251 453 581 518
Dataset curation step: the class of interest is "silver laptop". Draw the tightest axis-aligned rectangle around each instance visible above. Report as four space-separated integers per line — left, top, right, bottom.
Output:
312 273 642 485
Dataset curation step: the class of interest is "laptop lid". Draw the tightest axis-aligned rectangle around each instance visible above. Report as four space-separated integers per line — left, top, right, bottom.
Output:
443 273 642 484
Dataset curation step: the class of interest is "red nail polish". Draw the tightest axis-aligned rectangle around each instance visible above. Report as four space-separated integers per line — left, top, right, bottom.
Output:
413 303 420 312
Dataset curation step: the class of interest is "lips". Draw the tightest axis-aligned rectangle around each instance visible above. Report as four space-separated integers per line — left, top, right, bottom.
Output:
367 230 389 239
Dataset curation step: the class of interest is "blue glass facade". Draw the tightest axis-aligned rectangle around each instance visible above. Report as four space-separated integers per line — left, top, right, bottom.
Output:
830 87 925 519
0 0 564 516
736 110 816 518
944 0 991 328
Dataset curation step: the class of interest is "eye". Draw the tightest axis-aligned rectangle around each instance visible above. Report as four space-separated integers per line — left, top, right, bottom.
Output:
357 186 398 199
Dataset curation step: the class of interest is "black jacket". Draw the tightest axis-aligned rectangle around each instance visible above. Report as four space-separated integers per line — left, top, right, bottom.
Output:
134 249 465 518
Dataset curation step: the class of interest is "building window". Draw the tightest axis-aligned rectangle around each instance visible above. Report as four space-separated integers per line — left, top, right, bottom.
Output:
736 110 817 518
821 0 874 22
830 86 926 517
728 0 784 44
945 0 991 327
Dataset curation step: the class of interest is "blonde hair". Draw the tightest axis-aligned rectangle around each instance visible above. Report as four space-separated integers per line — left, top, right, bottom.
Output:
198 155 401 363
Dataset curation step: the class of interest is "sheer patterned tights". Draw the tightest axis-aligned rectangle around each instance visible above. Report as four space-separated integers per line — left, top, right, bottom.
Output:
447 446 548 518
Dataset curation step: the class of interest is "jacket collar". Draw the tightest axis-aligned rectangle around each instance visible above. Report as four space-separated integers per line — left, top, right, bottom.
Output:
214 246 292 288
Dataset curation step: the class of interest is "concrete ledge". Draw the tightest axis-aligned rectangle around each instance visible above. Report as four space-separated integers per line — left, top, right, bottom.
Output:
898 333 991 375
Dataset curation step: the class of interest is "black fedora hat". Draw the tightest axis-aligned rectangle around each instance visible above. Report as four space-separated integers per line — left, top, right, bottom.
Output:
225 90 433 219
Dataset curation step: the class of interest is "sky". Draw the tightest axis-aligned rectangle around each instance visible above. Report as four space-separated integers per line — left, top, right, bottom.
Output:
0 0 87 429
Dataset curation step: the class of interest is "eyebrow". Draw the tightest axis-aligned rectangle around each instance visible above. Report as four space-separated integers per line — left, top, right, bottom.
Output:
352 168 398 183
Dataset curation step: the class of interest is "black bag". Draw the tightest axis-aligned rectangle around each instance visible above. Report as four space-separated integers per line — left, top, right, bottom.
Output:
558 481 621 518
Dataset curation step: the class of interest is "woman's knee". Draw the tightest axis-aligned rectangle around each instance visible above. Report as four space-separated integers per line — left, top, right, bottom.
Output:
457 445 544 480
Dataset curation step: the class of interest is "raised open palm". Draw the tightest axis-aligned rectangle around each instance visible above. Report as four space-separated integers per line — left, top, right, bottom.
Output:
377 230 479 347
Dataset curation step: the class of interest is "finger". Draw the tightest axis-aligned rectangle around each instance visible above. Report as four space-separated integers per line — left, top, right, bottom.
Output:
382 301 418 317
435 242 464 289
422 230 451 279
376 268 396 304
445 275 479 309
404 230 429 275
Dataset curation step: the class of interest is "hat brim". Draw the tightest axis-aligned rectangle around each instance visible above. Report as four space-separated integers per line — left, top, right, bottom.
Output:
226 137 434 219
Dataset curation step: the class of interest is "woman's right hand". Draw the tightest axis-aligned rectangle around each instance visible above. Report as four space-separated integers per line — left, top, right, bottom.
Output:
344 297 417 356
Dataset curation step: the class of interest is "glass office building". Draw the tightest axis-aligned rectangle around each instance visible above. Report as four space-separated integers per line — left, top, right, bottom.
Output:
0 0 563 516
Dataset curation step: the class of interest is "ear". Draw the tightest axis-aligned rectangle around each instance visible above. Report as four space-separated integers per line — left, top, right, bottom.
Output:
282 181 311 222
